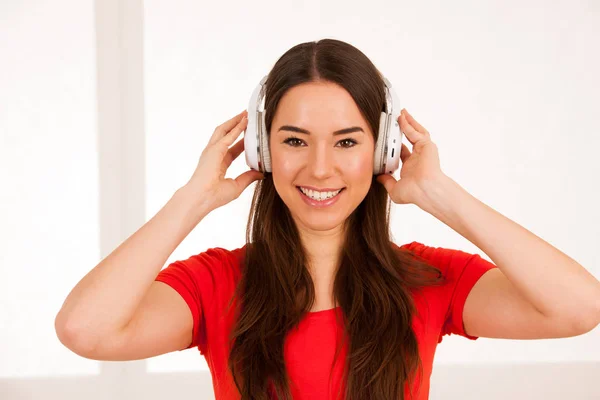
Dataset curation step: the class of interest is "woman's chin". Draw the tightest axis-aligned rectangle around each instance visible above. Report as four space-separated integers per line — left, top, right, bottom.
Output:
292 211 348 233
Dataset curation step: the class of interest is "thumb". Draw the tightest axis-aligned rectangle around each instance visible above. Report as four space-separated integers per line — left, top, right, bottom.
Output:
235 170 265 192
376 173 397 193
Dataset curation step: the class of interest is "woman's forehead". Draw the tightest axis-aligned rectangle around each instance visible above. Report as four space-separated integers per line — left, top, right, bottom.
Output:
272 82 370 136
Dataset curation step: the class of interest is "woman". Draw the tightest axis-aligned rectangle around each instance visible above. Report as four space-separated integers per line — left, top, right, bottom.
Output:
55 39 600 400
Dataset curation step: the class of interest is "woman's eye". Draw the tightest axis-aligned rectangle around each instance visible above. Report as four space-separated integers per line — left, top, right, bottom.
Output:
337 139 357 148
283 137 304 147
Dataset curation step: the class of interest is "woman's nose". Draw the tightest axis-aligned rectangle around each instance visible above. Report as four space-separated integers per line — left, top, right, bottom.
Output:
308 145 335 178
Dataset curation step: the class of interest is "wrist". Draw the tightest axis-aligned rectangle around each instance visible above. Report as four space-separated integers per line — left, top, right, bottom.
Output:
174 183 215 221
417 173 458 215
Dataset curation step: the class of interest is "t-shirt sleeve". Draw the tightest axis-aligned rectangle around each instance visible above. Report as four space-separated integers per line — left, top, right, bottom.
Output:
154 247 227 354
400 241 498 342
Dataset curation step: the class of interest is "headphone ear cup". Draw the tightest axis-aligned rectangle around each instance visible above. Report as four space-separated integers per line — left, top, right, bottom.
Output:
260 111 271 173
244 110 259 172
385 120 402 174
373 112 388 175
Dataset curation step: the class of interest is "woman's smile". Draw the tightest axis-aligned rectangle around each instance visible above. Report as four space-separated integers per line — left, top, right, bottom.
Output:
296 186 346 208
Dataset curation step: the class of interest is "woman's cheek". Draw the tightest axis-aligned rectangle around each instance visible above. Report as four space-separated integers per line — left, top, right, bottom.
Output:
277 153 301 175
344 151 373 177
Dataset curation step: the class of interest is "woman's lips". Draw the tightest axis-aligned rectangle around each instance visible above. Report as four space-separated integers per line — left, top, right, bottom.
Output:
296 187 345 208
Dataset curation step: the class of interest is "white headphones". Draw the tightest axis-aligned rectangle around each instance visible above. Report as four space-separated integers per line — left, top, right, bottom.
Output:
244 75 403 175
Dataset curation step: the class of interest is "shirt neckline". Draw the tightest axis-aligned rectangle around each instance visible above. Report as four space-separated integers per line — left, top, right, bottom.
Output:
305 306 342 318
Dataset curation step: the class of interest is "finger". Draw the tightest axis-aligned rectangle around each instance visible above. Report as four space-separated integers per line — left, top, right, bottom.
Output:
209 110 247 145
222 115 248 147
400 143 411 163
224 137 245 168
234 170 265 194
399 113 420 146
376 173 397 193
403 109 429 135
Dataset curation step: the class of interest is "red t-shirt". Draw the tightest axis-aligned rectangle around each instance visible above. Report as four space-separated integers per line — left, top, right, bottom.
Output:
155 241 497 399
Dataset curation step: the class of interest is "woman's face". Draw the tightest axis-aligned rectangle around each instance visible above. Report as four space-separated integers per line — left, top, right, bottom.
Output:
269 80 375 233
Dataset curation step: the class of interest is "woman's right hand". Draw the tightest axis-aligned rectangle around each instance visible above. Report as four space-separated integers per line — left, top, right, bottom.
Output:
184 110 265 212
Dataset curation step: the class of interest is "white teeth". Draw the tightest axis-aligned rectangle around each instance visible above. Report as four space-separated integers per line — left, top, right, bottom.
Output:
299 187 342 201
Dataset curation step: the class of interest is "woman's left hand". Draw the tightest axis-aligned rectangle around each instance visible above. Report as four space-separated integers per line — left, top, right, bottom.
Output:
376 109 446 206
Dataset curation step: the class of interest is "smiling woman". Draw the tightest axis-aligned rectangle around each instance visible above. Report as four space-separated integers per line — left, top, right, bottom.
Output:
212 39 454 400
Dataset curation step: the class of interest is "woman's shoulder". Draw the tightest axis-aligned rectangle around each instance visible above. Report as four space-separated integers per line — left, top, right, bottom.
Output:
394 240 459 258
392 240 432 257
167 244 247 278
207 244 247 262
394 240 425 251
393 240 493 279
194 244 247 274
392 240 457 275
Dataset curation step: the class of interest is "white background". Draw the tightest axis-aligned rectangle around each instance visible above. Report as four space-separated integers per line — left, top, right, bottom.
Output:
1 0 598 398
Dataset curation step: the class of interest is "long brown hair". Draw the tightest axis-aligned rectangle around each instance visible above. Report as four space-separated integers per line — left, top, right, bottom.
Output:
227 39 446 400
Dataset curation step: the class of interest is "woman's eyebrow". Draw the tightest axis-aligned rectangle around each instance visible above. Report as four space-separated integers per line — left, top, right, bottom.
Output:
277 125 364 135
